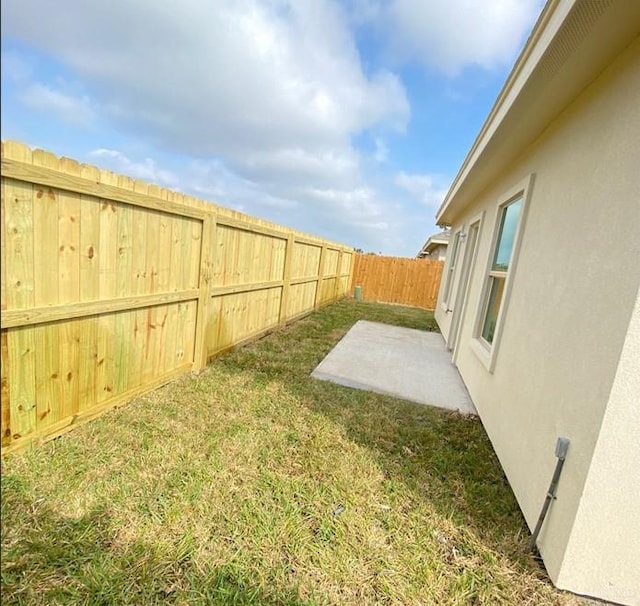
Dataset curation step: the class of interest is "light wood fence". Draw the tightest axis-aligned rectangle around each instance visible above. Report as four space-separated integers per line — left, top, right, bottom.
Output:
351 254 443 310
1 142 353 454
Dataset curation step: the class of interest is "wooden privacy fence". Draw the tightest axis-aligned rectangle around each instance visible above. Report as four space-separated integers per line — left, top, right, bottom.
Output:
351 254 443 309
1 142 353 454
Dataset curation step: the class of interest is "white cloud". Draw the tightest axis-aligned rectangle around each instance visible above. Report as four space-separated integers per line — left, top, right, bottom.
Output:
361 0 544 76
2 0 409 157
20 83 94 126
306 186 387 227
185 159 253 208
1 0 542 255
374 138 389 163
2 0 415 252
89 149 179 188
395 171 449 208
234 147 361 188
1 50 33 83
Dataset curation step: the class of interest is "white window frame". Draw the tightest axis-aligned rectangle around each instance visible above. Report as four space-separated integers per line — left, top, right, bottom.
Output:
450 211 484 363
440 228 463 312
471 174 534 372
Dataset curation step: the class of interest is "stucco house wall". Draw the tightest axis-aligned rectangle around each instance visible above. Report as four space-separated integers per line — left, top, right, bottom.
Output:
423 243 447 261
417 231 450 261
558 288 640 604
435 35 640 604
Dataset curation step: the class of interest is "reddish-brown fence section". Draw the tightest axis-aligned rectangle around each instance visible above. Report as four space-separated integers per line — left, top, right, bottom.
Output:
1 142 353 455
351 254 444 310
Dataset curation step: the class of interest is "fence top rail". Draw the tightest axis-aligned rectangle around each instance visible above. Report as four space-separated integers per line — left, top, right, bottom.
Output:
355 253 445 264
1 140 354 253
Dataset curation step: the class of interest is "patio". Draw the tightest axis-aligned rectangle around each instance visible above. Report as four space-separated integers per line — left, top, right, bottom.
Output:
312 319 476 415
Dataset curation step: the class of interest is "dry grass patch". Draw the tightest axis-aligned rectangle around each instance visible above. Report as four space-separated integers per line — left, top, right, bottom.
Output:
2 300 581 605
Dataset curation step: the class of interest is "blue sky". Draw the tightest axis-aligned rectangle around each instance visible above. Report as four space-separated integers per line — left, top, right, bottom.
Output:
1 0 544 257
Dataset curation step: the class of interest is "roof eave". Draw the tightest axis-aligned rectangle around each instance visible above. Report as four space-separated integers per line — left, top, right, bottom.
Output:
436 0 569 225
435 0 640 226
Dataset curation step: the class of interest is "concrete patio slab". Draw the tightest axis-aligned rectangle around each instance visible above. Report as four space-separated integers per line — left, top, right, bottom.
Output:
312 320 477 415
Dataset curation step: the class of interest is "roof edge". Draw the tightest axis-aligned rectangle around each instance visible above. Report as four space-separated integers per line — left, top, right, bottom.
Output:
435 0 573 224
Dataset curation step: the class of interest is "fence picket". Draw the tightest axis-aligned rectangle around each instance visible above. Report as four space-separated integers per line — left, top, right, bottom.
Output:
1 142 353 454
351 254 443 310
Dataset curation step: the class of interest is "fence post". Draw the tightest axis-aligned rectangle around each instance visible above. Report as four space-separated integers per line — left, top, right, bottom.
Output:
314 244 328 310
348 253 355 298
279 234 295 326
1 142 360 454
192 213 215 372
350 254 361 298
334 249 344 300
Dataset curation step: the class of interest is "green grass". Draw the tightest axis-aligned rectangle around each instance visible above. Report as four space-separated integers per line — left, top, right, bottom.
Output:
1 300 579 605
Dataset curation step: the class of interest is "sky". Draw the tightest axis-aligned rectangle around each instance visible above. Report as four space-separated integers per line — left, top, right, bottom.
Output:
1 0 545 257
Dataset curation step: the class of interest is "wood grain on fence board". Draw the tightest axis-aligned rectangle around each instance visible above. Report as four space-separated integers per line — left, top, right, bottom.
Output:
1 141 353 454
351 254 443 310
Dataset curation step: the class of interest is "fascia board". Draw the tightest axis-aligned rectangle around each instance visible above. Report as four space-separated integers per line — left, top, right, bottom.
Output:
436 0 575 224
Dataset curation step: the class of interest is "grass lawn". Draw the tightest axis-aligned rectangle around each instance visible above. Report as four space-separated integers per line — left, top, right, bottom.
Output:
1 300 580 605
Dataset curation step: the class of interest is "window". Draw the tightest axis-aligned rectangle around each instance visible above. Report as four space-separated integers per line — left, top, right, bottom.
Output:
480 197 522 344
442 230 461 308
472 174 532 372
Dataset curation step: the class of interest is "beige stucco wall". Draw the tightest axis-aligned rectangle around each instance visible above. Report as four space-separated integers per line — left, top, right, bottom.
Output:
430 244 448 262
419 243 448 262
436 37 640 602
557 286 640 604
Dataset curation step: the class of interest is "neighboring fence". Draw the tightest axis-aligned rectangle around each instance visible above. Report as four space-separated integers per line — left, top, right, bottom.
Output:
351 254 443 310
1 142 353 454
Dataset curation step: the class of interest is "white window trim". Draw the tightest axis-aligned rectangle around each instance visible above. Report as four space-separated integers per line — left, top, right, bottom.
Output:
451 211 484 364
471 174 534 373
440 228 463 313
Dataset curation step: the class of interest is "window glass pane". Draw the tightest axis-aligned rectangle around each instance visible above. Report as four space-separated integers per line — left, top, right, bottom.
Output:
481 276 506 343
493 197 522 271
449 232 461 269
443 232 461 303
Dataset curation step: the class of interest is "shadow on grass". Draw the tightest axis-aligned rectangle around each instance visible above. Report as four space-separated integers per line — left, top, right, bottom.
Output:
1 476 306 606
222 300 534 570
306 382 526 543
1 300 547 604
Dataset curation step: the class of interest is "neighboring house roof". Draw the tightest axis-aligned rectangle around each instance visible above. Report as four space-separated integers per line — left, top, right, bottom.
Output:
417 230 450 258
436 0 640 226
